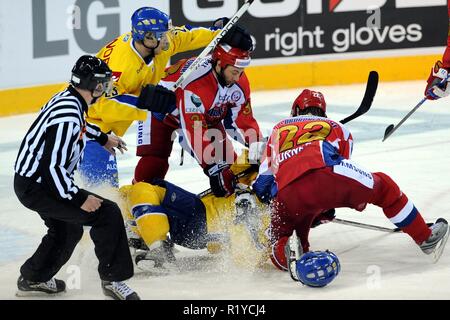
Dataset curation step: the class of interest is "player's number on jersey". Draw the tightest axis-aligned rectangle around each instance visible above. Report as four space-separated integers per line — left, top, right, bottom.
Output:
104 87 119 98
278 121 331 153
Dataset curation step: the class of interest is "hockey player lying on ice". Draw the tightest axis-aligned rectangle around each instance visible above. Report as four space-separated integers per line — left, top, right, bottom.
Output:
119 151 271 270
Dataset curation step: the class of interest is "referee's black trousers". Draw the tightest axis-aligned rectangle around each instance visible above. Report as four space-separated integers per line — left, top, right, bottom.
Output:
14 174 133 283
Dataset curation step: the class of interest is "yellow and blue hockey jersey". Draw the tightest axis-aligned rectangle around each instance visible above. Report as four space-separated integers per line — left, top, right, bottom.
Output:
87 26 220 136
118 154 271 269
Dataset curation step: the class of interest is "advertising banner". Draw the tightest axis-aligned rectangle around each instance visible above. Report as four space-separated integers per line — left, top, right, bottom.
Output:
0 0 169 89
0 0 448 114
170 0 448 60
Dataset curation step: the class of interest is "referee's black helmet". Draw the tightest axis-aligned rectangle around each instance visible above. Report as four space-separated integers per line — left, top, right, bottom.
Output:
71 55 113 96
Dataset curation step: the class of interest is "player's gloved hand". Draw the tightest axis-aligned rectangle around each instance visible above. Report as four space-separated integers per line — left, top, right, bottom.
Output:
204 163 236 197
137 84 176 113
248 140 267 164
234 188 258 224
425 60 450 100
311 209 336 228
234 188 265 249
212 17 229 28
220 25 254 51
204 102 230 126
252 174 276 205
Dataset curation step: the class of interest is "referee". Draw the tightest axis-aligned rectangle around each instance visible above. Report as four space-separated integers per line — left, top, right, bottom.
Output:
13 55 139 300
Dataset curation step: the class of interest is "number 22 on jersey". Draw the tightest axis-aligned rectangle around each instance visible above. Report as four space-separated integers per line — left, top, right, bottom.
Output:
277 121 331 153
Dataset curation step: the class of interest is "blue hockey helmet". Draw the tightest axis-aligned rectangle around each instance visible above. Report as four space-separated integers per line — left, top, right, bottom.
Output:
131 7 171 42
295 250 340 287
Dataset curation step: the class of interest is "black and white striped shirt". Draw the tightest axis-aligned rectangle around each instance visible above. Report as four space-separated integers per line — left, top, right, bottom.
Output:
14 86 107 206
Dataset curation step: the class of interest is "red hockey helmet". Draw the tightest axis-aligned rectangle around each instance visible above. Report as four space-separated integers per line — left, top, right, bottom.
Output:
291 89 327 117
212 44 251 69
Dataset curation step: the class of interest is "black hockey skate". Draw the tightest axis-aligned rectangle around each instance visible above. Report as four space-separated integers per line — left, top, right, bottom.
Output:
419 218 449 263
101 281 140 300
125 221 148 251
16 275 66 297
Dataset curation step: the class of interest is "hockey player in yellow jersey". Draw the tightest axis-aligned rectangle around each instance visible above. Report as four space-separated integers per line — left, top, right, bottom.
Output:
79 7 224 187
118 152 271 271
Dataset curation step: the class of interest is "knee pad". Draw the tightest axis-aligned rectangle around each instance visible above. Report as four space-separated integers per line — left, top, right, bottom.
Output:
373 172 401 207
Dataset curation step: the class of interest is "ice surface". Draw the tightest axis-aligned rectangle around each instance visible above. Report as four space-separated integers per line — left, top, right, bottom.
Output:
1 80 449 300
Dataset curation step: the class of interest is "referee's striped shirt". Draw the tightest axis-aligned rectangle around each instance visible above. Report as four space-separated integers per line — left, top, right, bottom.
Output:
14 86 107 206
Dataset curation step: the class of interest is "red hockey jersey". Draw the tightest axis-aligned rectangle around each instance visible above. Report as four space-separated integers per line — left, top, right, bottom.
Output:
160 57 263 168
444 1 450 68
259 115 353 192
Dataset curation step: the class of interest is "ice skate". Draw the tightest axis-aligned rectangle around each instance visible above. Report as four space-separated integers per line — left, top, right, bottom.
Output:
16 275 66 297
125 221 148 251
101 280 140 300
284 231 303 282
419 218 449 263
134 239 176 269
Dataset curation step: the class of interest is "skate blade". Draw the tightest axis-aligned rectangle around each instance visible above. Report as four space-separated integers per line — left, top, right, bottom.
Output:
135 260 173 276
15 290 66 298
431 225 449 264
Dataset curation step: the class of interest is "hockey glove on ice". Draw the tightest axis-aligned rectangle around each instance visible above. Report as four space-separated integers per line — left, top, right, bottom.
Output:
234 188 259 226
204 163 236 198
138 84 176 113
425 61 450 100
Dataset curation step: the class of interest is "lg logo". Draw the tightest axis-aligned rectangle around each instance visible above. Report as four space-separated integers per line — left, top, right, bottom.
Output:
32 0 120 58
182 0 447 21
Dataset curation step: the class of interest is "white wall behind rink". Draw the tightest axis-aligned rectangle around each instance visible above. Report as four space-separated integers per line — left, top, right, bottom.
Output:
0 0 169 90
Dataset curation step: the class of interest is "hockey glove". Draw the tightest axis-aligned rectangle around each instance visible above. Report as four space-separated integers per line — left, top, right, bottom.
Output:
204 163 236 198
234 188 265 250
220 25 254 52
311 209 336 228
137 84 176 113
235 188 258 222
204 102 229 126
252 174 276 205
425 61 450 100
212 17 230 28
